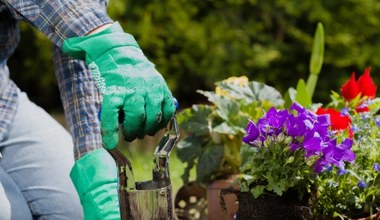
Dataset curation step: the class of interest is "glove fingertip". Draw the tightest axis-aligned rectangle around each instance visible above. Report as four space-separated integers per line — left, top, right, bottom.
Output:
101 132 119 150
163 97 176 119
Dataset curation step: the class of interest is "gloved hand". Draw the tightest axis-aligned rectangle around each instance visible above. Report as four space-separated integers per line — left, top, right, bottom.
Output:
70 149 120 220
62 22 176 149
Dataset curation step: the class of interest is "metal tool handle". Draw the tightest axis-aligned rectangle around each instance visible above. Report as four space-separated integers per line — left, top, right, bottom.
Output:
108 149 134 220
152 116 180 185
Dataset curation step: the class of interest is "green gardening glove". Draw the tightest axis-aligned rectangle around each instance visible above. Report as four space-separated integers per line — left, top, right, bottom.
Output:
70 149 120 220
62 22 176 149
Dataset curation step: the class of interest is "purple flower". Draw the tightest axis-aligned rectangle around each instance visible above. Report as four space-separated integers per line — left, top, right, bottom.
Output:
290 102 305 113
266 108 288 132
285 115 307 137
337 139 356 163
337 169 348 175
317 114 331 127
361 112 371 119
311 124 330 142
358 180 367 188
351 125 360 133
321 140 345 168
242 121 259 144
375 117 380 127
373 163 380 171
257 118 272 135
340 107 350 116
290 142 301 151
314 158 328 173
242 102 356 174
303 132 323 158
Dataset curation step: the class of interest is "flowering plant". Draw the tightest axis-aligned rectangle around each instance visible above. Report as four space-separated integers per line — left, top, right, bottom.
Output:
314 67 380 219
240 102 354 200
176 76 283 184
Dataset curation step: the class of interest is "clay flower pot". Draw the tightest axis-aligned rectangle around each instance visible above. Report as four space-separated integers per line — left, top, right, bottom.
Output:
207 175 239 220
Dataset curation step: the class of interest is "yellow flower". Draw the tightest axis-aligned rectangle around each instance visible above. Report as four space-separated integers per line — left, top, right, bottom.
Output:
215 76 249 96
225 76 249 86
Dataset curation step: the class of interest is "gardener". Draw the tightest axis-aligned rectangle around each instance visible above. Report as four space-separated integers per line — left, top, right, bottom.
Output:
0 0 176 219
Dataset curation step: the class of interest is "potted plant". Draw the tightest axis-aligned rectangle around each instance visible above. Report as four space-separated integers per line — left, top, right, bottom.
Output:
237 102 355 220
314 67 380 219
175 76 284 219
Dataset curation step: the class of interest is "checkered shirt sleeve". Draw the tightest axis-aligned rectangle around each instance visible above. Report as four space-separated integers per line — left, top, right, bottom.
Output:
0 0 111 159
53 47 103 159
1 0 113 46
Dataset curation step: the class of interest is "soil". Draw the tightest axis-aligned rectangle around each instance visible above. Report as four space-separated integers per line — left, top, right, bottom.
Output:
221 189 314 220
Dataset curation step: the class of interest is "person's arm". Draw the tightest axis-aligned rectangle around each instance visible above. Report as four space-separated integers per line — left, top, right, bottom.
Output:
3 0 176 150
1 1 120 219
3 2 175 219
1 0 113 46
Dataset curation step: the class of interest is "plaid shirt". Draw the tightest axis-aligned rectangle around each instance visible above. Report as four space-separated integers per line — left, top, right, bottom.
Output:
0 0 113 159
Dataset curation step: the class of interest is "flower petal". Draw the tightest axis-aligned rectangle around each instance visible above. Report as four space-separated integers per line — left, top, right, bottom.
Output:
358 67 377 99
340 72 360 101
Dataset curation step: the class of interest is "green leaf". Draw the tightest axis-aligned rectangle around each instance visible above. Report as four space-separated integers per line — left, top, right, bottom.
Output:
181 160 195 185
307 22 325 97
196 143 224 183
197 90 241 122
251 185 266 199
196 90 219 104
216 81 284 106
176 135 204 162
309 22 325 76
295 79 312 106
271 179 287 196
177 136 205 184
215 97 241 121
283 87 297 108
240 144 258 166
177 105 212 135
212 122 238 135
368 98 380 114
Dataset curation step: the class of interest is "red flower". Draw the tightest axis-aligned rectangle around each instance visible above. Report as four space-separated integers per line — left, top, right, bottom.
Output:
316 107 351 131
340 72 360 101
340 67 377 101
357 67 377 99
355 103 370 113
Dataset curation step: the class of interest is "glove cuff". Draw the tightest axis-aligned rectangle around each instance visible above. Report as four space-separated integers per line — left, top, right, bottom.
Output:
62 22 139 63
70 148 117 197
70 148 121 219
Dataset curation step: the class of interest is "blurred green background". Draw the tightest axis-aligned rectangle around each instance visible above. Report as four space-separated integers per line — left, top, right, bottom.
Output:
6 0 380 191
8 0 380 111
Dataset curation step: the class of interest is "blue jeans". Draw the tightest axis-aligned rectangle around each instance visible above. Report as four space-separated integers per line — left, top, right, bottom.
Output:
0 91 83 219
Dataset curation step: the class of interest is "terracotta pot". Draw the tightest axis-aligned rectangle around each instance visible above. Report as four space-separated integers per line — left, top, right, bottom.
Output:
206 175 239 220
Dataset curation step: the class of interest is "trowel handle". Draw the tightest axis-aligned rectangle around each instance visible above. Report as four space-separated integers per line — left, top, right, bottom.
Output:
108 149 134 220
154 116 180 157
152 115 180 184
154 98 180 160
